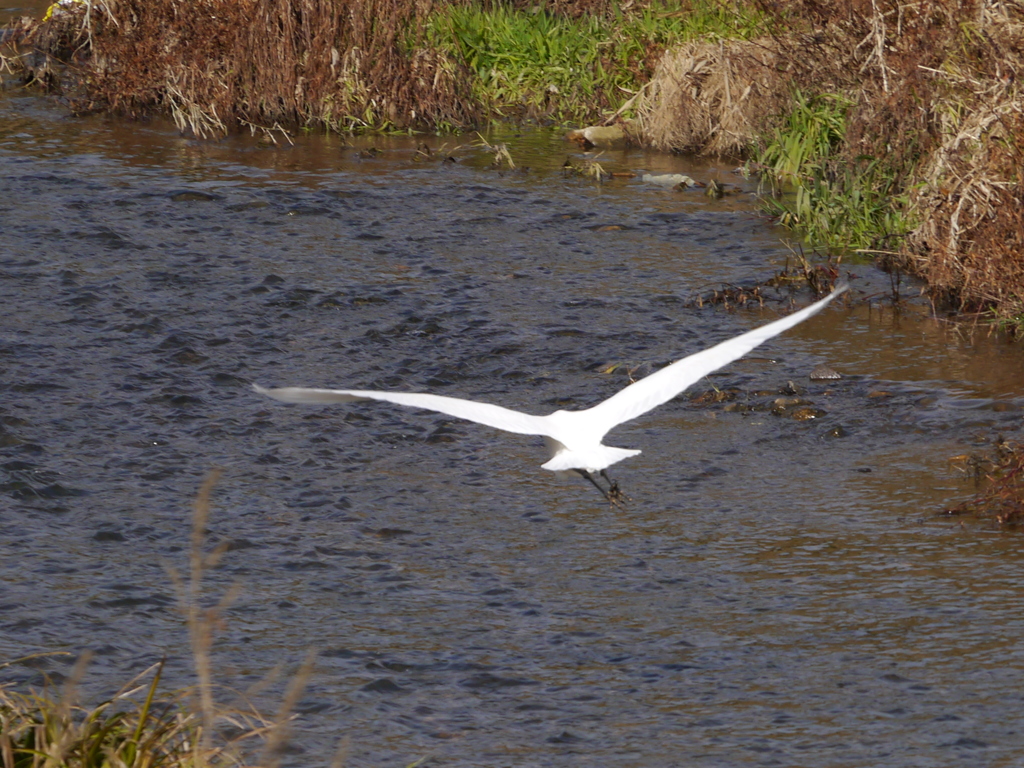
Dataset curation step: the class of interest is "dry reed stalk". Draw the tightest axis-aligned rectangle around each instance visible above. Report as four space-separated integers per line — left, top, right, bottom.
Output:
170 469 317 765
258 652 316 768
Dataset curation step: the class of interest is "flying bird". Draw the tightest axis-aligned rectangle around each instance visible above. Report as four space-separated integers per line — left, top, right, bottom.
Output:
255 283 847 504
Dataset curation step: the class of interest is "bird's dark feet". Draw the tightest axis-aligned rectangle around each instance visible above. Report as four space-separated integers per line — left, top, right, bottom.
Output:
601 470 632 507
576 469 630 508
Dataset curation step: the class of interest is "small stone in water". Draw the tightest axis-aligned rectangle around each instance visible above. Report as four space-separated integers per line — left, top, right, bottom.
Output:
789 406 827 420
809 363 842 380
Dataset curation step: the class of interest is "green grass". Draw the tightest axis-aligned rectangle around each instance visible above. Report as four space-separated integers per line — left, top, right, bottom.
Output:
758 91 850 184
756 91 911 254
423 0 768 125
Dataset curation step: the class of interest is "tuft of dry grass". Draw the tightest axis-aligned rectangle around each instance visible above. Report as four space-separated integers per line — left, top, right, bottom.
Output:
636 38 791 156
1 656 193 768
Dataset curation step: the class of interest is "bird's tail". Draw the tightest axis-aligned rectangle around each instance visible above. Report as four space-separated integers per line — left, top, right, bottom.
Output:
541 441 641 473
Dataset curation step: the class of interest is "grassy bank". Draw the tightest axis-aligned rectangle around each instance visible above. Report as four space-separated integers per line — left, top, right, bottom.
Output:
635 0 1024 324
3 0 1023 321
2 0 765 134
422 0 766 125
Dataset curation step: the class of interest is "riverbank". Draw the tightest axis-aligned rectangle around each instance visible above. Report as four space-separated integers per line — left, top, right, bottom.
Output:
0 0 766 134
2 0 1023 323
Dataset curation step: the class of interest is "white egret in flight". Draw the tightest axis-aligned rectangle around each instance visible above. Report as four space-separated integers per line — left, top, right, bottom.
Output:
255 283 847 504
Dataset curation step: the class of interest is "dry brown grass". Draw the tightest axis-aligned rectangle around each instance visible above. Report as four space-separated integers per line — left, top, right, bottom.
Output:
636 38 792 156
6 0 478 136
638 0 1024 321
947 439 1024 527
2 0 758 134
898 4 1024 316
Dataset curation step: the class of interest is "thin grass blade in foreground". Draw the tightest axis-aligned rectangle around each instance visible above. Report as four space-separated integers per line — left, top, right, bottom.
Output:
0 471 317 768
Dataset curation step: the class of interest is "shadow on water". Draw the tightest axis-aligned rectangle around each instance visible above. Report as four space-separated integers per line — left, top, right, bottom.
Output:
3 81 1024 766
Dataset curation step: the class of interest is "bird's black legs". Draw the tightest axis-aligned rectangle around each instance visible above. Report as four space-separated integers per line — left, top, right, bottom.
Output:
577 468 610 499
575 469 630 507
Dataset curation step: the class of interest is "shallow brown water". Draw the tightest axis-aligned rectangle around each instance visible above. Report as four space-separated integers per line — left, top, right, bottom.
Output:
3 47 1024 767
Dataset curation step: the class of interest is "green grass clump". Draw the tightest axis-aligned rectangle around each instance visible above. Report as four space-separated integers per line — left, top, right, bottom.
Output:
758 91 849 183
1 660 177 768
0 657 272 768
424 0 767 125
756 91 910 254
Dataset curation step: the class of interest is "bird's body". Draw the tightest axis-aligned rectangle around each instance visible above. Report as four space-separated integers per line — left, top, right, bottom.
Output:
255 283 847 498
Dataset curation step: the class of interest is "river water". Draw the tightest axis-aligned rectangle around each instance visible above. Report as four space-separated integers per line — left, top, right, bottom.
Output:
3 12 1024 766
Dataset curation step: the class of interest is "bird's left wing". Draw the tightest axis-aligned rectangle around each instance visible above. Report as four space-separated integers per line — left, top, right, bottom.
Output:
253 385 554 437
583 283 848 435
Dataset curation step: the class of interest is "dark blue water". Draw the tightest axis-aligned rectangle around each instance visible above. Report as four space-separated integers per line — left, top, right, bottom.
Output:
3 82 1024 767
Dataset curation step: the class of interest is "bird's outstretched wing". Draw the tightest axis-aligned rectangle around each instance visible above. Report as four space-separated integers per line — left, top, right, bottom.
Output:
583 283 848 435
253 385 554 437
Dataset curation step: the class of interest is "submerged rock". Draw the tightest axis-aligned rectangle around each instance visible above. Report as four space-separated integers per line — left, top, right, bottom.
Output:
809 363 842 380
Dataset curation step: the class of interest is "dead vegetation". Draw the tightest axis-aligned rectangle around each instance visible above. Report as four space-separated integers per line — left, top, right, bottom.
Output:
946 439 1024 527
636 38 790 155
690 244 843 308
4 0 478 136
637 0 1024 323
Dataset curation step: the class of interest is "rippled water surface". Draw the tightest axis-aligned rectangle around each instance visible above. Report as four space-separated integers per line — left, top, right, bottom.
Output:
4 66 1024 767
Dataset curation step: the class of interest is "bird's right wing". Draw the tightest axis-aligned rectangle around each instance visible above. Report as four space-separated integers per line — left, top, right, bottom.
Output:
583 283 848 435
253 385 554 437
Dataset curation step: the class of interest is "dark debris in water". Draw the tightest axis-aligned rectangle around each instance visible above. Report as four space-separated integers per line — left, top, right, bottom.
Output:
691 258 847 309
361 677 402 694
460 672 538 690
688 385 832 422
945 438 1024 527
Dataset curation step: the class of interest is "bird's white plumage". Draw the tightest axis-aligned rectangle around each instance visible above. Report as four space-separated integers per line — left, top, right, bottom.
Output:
255 283 847 473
